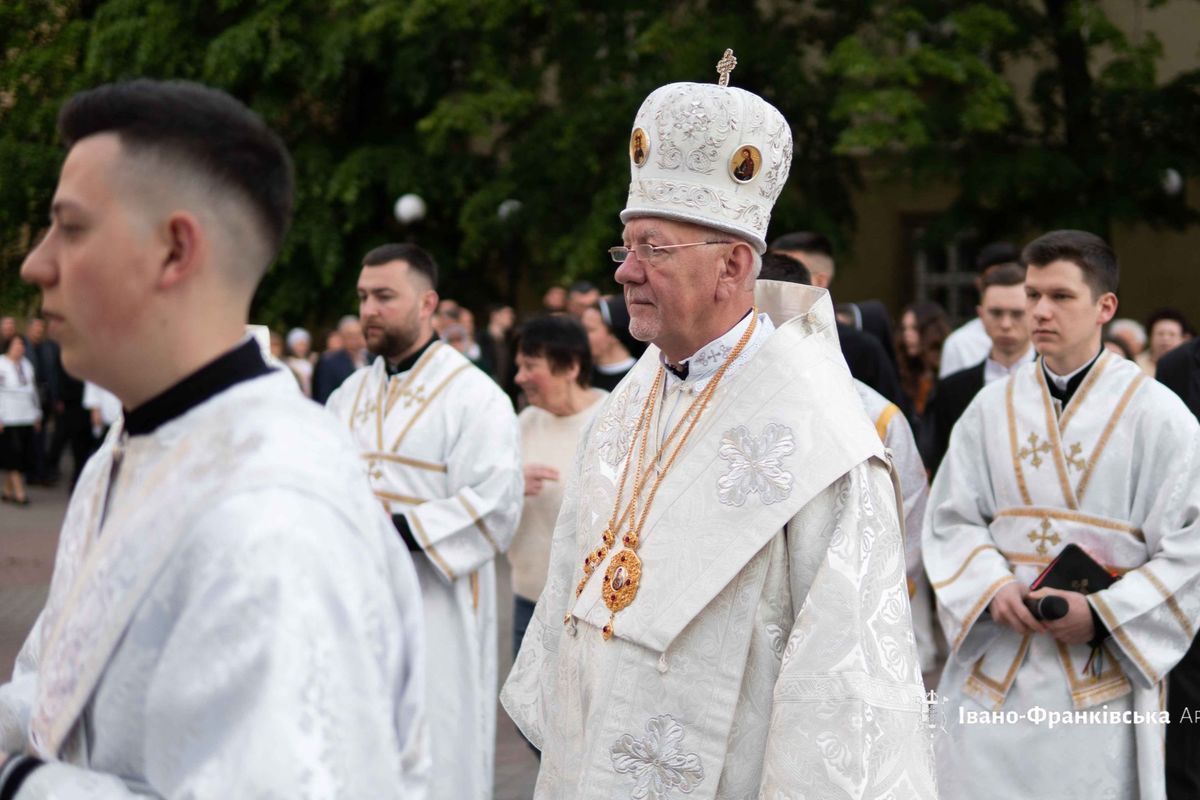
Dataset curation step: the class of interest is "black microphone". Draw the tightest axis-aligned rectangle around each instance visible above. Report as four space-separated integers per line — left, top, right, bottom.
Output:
1025 595 1069 621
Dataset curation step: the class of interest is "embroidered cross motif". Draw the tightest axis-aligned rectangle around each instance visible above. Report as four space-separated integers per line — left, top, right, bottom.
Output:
366 458 384 482
399 384 428 409
1064 442 1085 472
1018 432 1052 469
354 400 377 427
1028 518 1062 555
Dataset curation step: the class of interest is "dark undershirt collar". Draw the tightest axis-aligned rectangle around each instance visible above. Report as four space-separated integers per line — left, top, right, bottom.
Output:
385 335 438 377
1042 347 1103 407
124 338 272 436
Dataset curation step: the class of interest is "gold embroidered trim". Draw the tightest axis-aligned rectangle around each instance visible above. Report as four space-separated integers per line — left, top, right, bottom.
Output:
456 493 500 554
375 374 388 449
994 507 1144 542
346 370 370 431
998 548 1134 575
969 634 1031 695
373 489 427 506
874 403 900 442
1055 640 1131 707
1075 374 1145 503
1138 566 1194 639
1091 593 1158 684
390 363 473 452
383 342 442 418
408 510 457 581
1006 376 1033 505
1036 367 1078 510
931 544 1001 590
360 451 448 473
1059 351 1110 433
470 571 480 611
954 577 1016 652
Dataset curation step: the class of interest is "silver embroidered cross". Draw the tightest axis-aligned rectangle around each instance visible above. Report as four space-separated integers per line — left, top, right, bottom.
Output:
717 423 795 506
611 715 705 799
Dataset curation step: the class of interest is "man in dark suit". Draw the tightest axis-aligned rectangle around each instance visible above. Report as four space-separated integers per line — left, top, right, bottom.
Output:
312 315 368 404
23 317 60 484
1156 338 1200 800
923 262 1031 474
769 232 910 418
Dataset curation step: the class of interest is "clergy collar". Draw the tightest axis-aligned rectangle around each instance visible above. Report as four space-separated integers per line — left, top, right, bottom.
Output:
124 337 272 436
1042 346 1104 404
384 335 438 377
661 308 755 385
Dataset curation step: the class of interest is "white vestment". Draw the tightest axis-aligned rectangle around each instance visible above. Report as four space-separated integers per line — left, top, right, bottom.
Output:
0 369 427 798
327 343 522 800
925 352 1200 800
502 281 935 799
938 318 991 378
855 381 938 673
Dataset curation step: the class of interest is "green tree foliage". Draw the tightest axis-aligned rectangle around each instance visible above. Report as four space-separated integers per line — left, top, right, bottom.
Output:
0 0 864 327
829 0 1200 245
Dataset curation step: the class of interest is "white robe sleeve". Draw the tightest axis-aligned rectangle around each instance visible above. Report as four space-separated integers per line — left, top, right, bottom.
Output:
1087 402 1200 688
403 383 523 582
923 399 1016 657
14 491 427 799
759 459 936 798
0 615 42 753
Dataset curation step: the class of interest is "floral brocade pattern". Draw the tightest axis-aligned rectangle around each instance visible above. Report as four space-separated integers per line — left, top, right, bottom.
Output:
611 715 705 799
716 423 796 506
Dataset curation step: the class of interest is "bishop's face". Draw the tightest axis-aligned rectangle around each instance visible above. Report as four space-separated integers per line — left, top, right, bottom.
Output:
357 260 434 361
20 134 162 387
614 217 725 362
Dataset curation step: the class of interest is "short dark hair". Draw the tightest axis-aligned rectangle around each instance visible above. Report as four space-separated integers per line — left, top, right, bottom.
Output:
975 241 1019 273
769 231 833 256
980 262 1026 292
568 280 596 295
362 242 439 289
515 314 592 388
1021 230 1118 297
58 79 294 261
1145 307 1195 338
759 251 812 285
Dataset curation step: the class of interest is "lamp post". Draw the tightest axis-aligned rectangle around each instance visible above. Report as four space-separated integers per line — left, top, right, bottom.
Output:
394 193 427 225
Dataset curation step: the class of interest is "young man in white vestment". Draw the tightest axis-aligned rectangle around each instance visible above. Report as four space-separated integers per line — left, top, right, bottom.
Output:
0 81 428 797
925 229 1200 800
326 242 522 800
501 53 936 799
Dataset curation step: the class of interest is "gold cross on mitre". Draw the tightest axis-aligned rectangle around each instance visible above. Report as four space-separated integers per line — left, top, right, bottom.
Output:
716 49 737 87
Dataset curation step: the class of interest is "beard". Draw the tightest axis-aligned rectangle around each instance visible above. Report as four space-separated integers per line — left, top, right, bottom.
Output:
365 319 422 360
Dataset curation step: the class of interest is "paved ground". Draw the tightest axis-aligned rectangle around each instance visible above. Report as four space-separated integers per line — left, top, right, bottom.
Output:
0 482 539 799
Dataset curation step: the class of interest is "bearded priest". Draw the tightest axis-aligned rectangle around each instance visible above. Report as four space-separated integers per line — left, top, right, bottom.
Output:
501 51 936 799
326 242 522 800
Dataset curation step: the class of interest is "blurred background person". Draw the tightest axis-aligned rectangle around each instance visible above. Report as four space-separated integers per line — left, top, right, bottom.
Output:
0 317 15 342
268 330 285 361
82 380 122 443
1139 307 1194 376
1103 333 1135 360
896 300 951 420
582 295 644 391
938 241 1021 377
312 314 367 403
1108 318 1147 361
541 285 566 314
565 280 600 317
477 304 516 385
508 314 606 661
24 316 60 485
285 327 315 397
0 334 41 505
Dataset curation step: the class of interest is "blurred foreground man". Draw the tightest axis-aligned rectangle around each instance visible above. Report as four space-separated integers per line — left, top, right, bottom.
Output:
502 52 935 799
327 243 522 800
926 230 1200 799
0 80 427 798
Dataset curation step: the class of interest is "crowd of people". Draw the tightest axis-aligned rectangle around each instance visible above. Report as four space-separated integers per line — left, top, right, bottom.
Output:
2 56 1200 800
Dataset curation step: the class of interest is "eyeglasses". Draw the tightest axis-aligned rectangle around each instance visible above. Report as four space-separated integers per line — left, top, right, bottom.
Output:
608 241 733 263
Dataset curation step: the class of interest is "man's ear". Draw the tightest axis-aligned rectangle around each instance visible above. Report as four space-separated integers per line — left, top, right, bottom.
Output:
1097 291 1119 326
716 242 756 300
419 288 439 319
157 211 204 291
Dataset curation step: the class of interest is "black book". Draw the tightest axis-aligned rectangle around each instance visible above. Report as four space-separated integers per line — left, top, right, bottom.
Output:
1030 543 1119 595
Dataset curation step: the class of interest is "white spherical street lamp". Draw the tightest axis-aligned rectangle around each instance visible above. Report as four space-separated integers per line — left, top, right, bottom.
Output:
394 193 427 224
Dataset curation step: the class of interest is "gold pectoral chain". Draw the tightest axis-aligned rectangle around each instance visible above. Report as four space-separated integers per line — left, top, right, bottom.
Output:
566 310 759 641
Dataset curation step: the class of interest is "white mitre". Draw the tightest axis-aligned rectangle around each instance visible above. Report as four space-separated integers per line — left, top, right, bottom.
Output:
620 50 793 254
